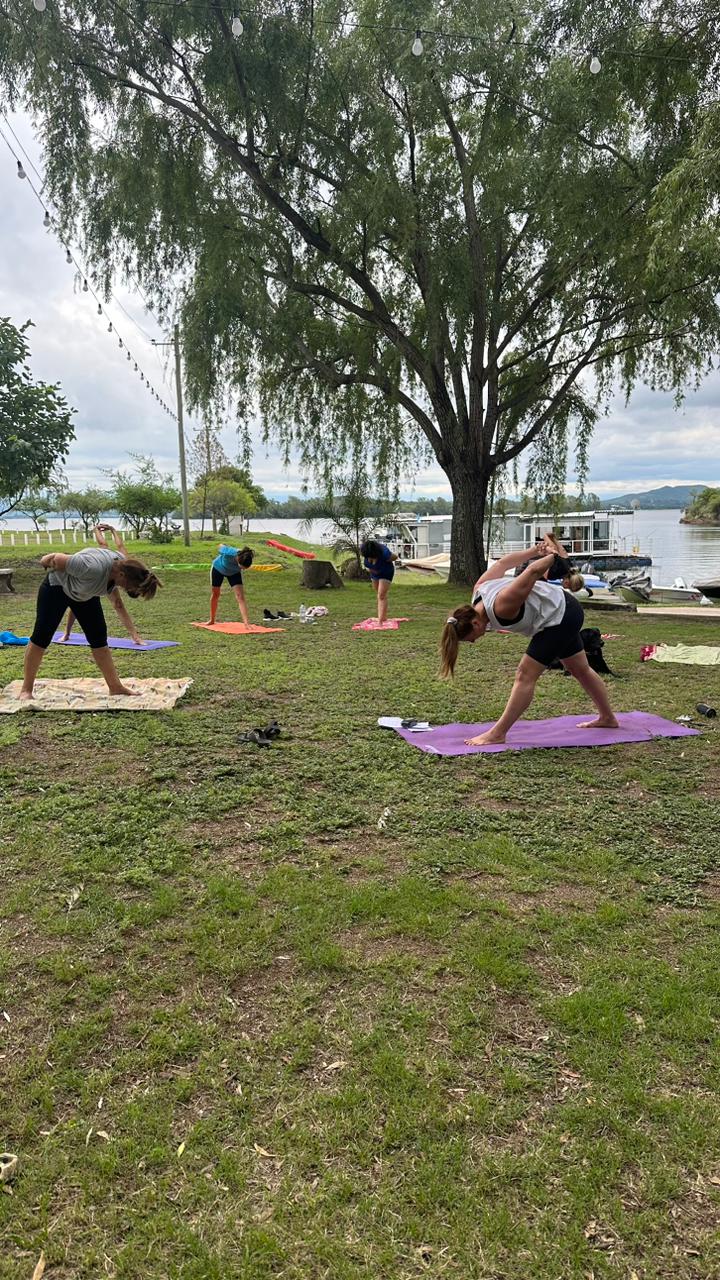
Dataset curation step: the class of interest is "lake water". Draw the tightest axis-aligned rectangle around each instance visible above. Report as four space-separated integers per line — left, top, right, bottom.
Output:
2 509 718 585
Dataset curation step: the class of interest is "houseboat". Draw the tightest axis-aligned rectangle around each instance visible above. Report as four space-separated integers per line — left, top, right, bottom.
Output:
489 511 651 572
375 513 453 560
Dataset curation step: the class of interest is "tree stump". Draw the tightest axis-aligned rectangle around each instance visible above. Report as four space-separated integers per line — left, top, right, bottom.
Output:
0 569 16 595
301 559 344 589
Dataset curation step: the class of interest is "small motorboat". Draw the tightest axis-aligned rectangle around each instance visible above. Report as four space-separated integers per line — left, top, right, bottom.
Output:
610 571 705 605
693 579 720 600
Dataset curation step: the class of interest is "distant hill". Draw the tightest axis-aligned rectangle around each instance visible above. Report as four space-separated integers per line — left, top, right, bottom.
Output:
599 484 708 510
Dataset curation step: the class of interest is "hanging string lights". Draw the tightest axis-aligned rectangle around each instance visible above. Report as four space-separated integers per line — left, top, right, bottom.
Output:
26 0 619 73
1 121 177 420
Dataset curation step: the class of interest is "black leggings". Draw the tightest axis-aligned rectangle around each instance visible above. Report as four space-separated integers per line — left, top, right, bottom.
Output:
30 578 109 650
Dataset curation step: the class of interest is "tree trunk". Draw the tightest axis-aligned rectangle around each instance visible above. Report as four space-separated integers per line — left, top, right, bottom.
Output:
447 463 492 585
301 560 345 589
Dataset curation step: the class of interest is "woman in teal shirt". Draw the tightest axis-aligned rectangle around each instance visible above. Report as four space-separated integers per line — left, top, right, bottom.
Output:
208 545 254 625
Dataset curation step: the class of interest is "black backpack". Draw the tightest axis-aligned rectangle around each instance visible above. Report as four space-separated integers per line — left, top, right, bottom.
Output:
548 627 615 675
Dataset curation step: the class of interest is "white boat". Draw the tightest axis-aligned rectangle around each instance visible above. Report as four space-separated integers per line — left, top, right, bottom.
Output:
401 552 450 580
611 571 705 605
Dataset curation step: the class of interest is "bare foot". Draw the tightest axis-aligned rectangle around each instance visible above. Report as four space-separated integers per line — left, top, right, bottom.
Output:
108 685 140 697
579 716 619 729
18 689 34 701
205 619 216 626
465 729 507 746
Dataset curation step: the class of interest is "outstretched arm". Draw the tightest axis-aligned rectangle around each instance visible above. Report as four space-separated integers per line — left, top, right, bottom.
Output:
109 590 143 645
485 552 557 618
476 543 545 585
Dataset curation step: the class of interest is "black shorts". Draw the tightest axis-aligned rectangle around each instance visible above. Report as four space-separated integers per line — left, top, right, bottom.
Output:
30 578 109 650
526 593 585 666
211 568 243 588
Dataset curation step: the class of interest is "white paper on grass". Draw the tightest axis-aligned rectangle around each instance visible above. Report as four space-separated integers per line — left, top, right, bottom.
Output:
377 717 432 733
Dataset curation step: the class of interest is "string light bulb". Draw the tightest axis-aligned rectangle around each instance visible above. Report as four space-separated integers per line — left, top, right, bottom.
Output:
97 303 102 315
17 160 26 179
82 278 88 292
134 362 138 371
411 30 423 56
107 321 112 333
65 248 72 263
118 337 123 348
231 15 243 35
33 0 47 10
43 210 50 227
589 54 601 74
127 351 131 360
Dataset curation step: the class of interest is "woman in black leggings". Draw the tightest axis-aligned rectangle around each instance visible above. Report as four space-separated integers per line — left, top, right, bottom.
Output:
439 534 618 745
20 526 161 701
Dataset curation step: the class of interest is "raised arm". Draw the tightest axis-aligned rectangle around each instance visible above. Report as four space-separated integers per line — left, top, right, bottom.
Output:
475 544 545 585
95 524 129 557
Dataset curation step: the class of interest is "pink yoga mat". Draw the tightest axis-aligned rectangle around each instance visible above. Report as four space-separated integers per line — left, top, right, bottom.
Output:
352 617 410 631
393 712 699 755
52 633 178 651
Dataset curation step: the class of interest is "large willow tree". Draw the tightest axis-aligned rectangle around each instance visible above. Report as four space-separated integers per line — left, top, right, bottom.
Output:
1 0 718 580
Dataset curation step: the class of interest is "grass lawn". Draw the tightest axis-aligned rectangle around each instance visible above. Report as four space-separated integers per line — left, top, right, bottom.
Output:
1 536 719 1279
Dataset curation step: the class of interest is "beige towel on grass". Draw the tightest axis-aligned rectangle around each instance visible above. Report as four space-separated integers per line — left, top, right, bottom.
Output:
0 677 192 713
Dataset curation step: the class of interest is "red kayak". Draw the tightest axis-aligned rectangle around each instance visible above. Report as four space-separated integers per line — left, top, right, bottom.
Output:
265 539 315 560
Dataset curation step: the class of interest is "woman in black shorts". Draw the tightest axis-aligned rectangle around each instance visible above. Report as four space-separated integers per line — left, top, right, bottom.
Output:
207 545 254 625
439 534 618 746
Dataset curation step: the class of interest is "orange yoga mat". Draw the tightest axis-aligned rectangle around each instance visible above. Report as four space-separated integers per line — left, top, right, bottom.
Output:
191 622 285 635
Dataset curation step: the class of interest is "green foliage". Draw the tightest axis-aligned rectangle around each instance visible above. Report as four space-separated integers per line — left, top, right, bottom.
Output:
684 487 720 522
3 6 720 579
0 317 75 516
62 487 111 536
299 465 381 566
110 455 181 539
20 488 55 531
188 476 257 535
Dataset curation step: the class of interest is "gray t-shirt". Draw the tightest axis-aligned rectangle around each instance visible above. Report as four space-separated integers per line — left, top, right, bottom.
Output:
48 548 122 602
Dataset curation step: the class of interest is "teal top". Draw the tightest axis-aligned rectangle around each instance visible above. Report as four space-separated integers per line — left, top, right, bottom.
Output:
212 545 241 576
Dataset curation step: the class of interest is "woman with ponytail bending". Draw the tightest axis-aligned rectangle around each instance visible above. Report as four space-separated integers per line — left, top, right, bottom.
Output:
439 534 618 747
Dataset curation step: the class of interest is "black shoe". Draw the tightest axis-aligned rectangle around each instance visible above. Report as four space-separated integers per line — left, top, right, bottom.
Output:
263 608 277 620
276 610 290 619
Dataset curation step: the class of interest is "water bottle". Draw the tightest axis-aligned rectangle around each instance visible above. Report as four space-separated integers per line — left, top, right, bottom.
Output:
299 603 306 621
696 703 717 719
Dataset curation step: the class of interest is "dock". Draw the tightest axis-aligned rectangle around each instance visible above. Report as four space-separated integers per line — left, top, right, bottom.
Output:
635 606 720 623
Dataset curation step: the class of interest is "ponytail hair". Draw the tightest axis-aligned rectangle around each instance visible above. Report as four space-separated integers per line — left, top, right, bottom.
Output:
439 605 480 678
121 557 162 600
237 546 254 569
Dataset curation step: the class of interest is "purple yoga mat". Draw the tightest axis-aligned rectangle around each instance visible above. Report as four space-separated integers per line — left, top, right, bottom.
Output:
394 712 699 756
52 633 178 652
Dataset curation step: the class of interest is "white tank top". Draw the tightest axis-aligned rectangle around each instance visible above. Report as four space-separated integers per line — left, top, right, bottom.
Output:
472 577 566 637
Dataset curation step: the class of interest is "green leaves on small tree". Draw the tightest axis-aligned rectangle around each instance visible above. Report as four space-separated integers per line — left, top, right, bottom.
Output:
299 466 381 568
189 476 257 536
110 455 181 542
0 318 75 517
62 488 110 535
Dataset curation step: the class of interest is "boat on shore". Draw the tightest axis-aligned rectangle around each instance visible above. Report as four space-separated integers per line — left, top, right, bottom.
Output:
610 571 706 605
692 579 720 600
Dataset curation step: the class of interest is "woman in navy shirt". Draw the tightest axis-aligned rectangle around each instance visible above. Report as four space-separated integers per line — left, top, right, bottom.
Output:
208 544 254 625
360 540 399 626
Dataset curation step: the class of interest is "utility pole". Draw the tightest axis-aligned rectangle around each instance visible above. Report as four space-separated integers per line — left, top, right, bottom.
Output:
152 327 191 546
173 325 191 547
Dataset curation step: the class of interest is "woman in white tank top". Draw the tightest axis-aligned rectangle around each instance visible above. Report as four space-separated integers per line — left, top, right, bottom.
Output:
440 534 618 746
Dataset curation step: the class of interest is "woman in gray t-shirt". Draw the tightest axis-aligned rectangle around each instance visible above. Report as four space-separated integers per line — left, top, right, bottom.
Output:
20 525 161 701
440 534 618 746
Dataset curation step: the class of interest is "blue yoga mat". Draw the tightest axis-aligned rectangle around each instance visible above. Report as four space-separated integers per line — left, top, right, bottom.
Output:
52 633 178 652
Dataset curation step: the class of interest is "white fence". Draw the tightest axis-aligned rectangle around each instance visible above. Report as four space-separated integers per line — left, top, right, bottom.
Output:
0 527 141 548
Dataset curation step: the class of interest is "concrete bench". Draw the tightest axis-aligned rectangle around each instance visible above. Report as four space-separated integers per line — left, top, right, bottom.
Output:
0 569 16 594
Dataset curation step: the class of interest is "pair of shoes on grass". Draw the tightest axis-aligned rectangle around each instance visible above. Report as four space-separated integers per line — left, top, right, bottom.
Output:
263 608 291 621
238 720 281 748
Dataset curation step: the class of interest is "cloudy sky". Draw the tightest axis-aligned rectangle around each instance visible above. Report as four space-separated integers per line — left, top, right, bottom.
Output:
2 110 719 501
